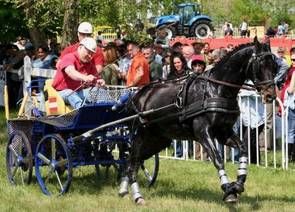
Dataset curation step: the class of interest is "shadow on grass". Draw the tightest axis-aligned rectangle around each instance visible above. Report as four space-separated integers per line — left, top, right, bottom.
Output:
149 178 295 210
68 166 121 195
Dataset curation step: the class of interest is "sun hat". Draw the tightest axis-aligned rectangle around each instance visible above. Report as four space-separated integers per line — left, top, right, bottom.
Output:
80 37 97 53
78 22 93 34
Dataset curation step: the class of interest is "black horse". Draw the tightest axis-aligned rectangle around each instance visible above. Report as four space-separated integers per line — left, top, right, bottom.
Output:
119 38 277 204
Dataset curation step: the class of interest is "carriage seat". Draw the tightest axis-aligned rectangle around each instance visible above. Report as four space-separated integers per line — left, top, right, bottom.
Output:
44 79 72 116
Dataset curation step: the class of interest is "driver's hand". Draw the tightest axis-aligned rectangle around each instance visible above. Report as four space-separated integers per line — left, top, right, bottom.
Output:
96 79 105 87
83 74 97 83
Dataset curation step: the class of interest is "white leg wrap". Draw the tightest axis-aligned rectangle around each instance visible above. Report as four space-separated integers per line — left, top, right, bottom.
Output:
218 169 229 185
131 182 142 201
118 177 129 196
237 169 247 175
237 156 248 176
239 163 247 169
239 156 248 163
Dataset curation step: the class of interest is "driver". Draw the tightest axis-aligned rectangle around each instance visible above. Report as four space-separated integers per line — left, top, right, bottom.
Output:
52 37 105 109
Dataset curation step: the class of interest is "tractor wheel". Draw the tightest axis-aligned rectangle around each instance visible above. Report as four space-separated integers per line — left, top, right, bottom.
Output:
156 25 176 39
190 20 213 39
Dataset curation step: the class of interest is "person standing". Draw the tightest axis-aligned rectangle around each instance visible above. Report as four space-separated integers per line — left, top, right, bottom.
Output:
126 42 150 87
167 52 190 80
239 19 248 37
281 52 295 161
167 52 191 158
191 55 206 75
32 45 58 69
101 44 120 85
142 45 163 81
201 42 211 65
182 45 195 69
224 23 233 36
263 48 290 150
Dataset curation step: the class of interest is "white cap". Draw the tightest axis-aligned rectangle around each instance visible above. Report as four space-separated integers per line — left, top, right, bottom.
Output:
78 22 93 34
80 37 97 53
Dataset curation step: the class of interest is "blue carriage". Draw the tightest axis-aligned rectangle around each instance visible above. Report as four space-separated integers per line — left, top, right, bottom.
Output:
5 81 159 195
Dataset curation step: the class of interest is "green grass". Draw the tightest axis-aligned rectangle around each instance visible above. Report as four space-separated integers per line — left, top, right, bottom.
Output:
1 109 295 211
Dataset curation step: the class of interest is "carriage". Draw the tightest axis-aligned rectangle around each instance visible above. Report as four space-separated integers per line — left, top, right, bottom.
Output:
5 80 159 196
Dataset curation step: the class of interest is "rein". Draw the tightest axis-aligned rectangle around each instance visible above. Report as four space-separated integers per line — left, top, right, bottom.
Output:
197 76 257 90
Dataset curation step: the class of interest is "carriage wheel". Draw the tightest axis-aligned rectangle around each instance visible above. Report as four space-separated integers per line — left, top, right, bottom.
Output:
35 134 72 195
6 130 33 185
140 153 159 187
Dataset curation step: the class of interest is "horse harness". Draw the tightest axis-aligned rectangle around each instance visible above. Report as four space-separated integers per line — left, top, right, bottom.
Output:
176 73 240 123
133 74 241 125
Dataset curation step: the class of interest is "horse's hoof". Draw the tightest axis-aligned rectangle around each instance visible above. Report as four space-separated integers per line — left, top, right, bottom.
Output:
135 197 145 205
224 193 238 203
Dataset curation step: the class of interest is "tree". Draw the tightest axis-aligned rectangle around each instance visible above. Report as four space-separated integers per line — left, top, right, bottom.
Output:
60 0 79 49
0 1 29 43
2 0 64 45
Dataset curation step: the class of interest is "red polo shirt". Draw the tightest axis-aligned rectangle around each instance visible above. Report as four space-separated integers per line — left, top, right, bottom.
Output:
60 42 104 66
127 52 150 87
52 51 98 91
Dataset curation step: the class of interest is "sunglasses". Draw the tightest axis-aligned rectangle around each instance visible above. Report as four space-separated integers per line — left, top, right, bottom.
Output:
291 59 295 62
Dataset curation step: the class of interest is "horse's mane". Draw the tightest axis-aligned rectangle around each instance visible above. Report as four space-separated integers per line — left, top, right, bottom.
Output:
212 42 255 70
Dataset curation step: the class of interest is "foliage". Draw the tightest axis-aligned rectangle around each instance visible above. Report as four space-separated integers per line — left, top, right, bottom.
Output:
201 0 295 29
4 0 64 36
0 1 29 43
123 25 153 46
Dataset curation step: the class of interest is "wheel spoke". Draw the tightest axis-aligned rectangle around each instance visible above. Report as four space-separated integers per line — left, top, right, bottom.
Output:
37 153 51 165
22 157 31 164
20 168 24 185
56 159 68 167
11 164 19 179
141 165 153 181
44 167 54 184
9 145 19 158
51 138 56 160
55 170 64 191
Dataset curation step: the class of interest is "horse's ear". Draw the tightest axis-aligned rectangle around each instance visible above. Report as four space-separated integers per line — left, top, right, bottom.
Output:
253 36 261 50
254 36 259 45
263 37 271 51
254 36 258 42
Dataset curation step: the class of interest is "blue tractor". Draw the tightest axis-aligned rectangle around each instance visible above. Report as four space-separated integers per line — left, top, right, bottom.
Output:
149 3 213 39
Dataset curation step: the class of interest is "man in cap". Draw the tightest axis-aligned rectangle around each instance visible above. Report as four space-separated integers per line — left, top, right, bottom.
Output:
58 22 104 74
53 37 105 109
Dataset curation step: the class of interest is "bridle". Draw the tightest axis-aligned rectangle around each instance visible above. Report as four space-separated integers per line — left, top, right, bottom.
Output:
198 51 276 91
246 51 276 89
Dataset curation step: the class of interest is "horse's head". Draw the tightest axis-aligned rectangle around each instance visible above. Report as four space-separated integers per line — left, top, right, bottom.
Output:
247 37 277 103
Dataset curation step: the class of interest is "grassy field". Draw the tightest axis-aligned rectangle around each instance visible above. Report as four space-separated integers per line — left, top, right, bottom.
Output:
1 110 295 211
